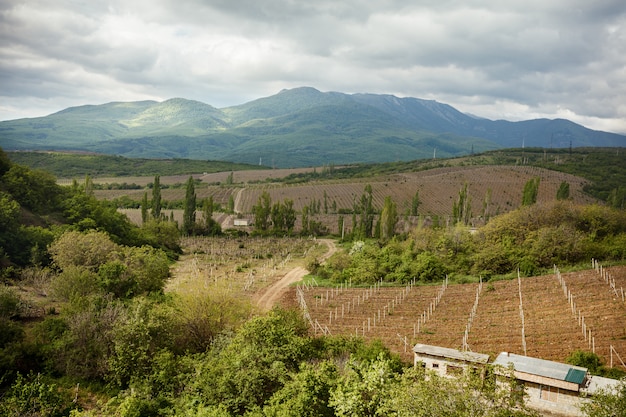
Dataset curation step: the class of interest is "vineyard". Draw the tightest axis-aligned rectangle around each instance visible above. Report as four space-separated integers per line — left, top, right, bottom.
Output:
167 236 325 298
287 264 626 366
104 165 596 234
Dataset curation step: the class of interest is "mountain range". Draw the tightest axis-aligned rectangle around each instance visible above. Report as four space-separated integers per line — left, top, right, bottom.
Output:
1 87 625 168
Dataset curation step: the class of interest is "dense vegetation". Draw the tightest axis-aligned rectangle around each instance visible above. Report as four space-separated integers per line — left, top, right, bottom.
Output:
1 147 625 416
7 152 262 178
312 201 626 284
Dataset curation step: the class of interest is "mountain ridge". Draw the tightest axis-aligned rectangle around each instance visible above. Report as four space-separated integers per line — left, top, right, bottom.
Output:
1 87 624 168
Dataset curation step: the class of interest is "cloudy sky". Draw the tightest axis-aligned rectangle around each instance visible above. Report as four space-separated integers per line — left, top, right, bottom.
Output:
1 0 625 133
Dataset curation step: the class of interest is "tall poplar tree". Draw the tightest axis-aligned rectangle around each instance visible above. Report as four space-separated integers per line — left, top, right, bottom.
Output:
151 175 162 219
141 191 148 224
182 176 196 235
522 177 540 206
380 196 398 240
253 191 272 231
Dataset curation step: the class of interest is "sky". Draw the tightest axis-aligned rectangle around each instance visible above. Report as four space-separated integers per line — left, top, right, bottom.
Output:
1 0 625 133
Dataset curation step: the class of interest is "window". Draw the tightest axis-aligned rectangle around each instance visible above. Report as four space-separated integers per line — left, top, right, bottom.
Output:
446 365 463 376
539 385 559 402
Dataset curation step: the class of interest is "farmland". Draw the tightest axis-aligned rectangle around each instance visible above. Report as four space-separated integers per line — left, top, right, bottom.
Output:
286 263 626 366
166 234 626 370
100 165 596 233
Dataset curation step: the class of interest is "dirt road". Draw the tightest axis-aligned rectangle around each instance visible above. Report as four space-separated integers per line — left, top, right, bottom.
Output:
256 239 337 311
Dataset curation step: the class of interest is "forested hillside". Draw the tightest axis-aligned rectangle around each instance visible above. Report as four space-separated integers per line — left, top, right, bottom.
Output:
2 88 625 167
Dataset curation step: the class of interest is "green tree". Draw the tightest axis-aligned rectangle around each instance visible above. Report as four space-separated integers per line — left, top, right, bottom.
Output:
566 350 603 375
49 230 118 272
84 174 94 196
357 185 375 238
301 205 310 235
580 379 626 417
228 194 235 213
557 181 570 200
151 175 162 219
265 361 339 417
253 191 272 232
141 191 148 224
196 309 310 415
382 366 536 417
108 297 176 388
271 201 285 233
453 182 472 225
380 196 398 240
2 164 61 213
182 176 197 235
607 186 625 209
0 191 21 264
283 199 296 233
522 177 540 206
482 187 493 222
201 196 221 236
329 353 397 417
139 219 181 258
411 190 420 216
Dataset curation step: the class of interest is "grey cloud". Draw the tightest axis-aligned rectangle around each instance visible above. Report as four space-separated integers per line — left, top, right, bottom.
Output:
0 0 624 133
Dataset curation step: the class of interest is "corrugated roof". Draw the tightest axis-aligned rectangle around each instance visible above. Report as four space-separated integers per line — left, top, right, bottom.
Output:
565 368 587 384
493 352 587 384
583 375 622 395
413 344 490 364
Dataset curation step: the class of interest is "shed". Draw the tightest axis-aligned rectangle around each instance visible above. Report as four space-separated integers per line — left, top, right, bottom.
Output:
413 343 490 377
234 219 249 227
493 352 589 416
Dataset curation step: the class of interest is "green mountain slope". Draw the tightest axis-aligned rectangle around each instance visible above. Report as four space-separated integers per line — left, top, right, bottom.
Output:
1 87 624 167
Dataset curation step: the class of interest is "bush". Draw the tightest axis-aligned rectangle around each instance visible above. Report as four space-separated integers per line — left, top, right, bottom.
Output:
0 372 74 417
0 284 21 318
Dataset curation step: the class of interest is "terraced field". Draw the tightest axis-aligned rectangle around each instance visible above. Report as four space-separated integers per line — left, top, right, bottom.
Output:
291 265 626 366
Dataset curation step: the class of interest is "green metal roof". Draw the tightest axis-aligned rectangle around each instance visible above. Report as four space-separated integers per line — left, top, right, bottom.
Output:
565 368 587 384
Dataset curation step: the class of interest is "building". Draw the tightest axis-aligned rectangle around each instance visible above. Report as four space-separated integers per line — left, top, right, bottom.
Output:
412 343 490 377
492 351 622 417
413 346 622 417
233 218 249 227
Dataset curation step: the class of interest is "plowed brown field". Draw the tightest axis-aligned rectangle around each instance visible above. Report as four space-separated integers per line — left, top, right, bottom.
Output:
291 265 626 366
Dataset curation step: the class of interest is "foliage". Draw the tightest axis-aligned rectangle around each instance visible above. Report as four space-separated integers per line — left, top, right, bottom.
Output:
379 196 398 240
580 379 626 417
521 177 540 206
151 175 162 220
138 219 181 258
7 151 260 178
107 297 177 388
452 182 472 225
567 350 604 375
472 201 626 275
566 350 626 379
182 176 196 235
382 366 537 417
329 353 399 417
49 230 117 272
1 164 62 213
173 286 253 353
189 309 311 415
263 361 339 417
0 372 74 417
253 191 272 232
0 284 22 319
557 181 570 200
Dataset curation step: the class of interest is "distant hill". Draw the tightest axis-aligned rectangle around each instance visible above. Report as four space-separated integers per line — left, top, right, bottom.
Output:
1 87 624 168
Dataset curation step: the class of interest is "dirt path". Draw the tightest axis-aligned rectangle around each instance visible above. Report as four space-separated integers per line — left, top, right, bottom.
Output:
218 188 246 229
256 239 337 312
